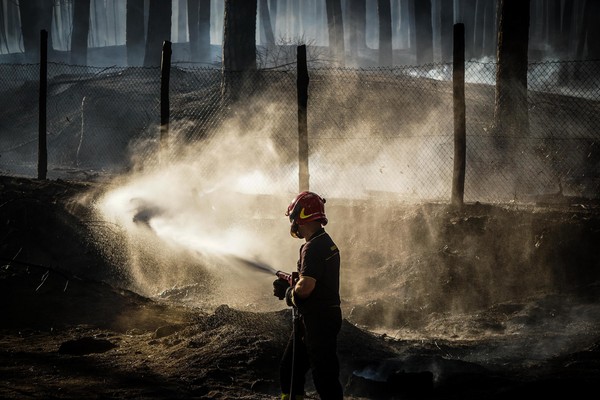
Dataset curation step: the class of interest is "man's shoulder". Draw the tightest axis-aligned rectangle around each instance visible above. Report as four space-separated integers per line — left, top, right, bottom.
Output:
304 231 338 253
307 230 331 244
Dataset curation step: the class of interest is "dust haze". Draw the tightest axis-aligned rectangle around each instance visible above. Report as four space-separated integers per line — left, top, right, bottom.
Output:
88 82 590 344
91 90 450 313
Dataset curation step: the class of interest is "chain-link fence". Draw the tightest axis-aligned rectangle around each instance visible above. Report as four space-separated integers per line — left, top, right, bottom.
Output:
464 60 600 204
0 63 160 178
0 59 598 204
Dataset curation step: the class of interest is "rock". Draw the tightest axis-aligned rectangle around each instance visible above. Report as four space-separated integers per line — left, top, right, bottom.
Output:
153 324 184 339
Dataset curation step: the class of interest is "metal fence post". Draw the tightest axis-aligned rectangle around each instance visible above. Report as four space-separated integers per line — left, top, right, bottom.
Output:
297 45 309 192
160 40 172 158
452 23 466 206
38 29 48 180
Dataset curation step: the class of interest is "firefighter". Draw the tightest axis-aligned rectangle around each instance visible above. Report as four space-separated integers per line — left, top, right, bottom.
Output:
273 191 343 400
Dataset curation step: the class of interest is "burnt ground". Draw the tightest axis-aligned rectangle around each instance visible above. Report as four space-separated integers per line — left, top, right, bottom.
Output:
1 174 600 399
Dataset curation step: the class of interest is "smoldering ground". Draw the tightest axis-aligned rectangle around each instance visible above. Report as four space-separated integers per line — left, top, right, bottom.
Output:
2 173 599 399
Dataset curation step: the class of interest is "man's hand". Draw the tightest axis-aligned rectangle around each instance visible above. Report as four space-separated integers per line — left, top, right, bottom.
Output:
273 279 289 300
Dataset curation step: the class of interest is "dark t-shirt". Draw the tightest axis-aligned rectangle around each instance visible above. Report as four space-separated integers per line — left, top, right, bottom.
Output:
296 228 341 314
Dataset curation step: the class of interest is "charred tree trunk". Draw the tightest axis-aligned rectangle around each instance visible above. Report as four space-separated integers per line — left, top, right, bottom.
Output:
347 0 367 61
188 0 212 63
198 0 211 63
482 0 496 58
547 0 562 55
38 29 47 180
473 0 485 59
378 0 393 66
558 0 574 58
144 0 172 67
457 0 476 60
325 0 345 66
297 45 309 192
571 1 587 81
452 23 466 207
279 0 288 38
70 0 91 65
92 0 108 47
160 41 171 156
269 0 278 35
5 1 20 53
401 0 412 49
391 0 399 46
126 0 145 66
575 0 590 61
414 0 433 64
52 1 69 51
222 0 257 102
0 5 7 53
440 0 454 62
222 0 257 71
291 0 300 37
494 0 530 137
177 0 187 42
259 0 275 47
19 0 54 62
584 0 600 59
556 0 574 83
529 0 541 47
188 0 200 61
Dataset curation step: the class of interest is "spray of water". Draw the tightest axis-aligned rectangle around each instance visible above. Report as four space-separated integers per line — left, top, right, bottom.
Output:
95 127 297 309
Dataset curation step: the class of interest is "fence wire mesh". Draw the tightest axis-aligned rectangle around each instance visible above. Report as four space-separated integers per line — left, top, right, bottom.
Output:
0 59 598 205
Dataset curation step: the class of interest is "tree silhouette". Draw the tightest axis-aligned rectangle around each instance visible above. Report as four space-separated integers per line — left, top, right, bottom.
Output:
378 0 392 66
222 0 257 102
126 0 145 67
71 0 91 65
414 0 433 65
144 0 172 67
494 0 530 138
18 0 54 62
325 0 345 66
188 0 212 63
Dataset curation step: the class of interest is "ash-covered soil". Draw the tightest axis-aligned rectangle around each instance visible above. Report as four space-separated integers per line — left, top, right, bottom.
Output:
1 175 600 399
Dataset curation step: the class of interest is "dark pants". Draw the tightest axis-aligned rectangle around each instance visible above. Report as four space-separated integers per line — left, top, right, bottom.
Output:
279 306 343 400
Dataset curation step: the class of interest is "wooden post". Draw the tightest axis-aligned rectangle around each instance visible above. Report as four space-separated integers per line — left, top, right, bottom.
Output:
297 45 309 192
452 23 466 207
160 40 172 157
38 29 48 180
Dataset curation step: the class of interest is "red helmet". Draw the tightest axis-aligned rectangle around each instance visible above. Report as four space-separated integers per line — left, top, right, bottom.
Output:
285 191 328 226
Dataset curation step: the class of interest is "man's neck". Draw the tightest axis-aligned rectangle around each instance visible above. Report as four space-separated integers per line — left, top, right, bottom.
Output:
304 226 323 242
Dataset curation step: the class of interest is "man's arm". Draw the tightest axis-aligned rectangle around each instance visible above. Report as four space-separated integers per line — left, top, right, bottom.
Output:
294 275 316 299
